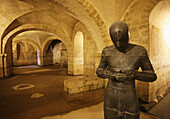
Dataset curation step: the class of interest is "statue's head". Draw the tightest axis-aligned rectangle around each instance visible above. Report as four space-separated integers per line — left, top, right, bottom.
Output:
109 21 129 51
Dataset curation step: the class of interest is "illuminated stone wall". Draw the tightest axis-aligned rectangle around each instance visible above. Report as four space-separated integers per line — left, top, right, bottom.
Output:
53 42 62 65
119 0 162 102
60 43 68 68
12 41 37 66
43 41 68 67
149 1 170 102
73 31 84 75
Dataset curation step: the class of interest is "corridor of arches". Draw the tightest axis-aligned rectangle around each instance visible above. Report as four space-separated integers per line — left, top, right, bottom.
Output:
0 0 170 119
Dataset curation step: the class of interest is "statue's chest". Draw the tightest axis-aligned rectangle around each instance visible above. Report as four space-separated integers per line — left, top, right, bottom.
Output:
105 49 142 71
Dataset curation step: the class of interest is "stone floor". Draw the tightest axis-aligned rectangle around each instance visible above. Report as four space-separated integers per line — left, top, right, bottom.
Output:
41 102 160 119
149 93 170 119
0 65 161 119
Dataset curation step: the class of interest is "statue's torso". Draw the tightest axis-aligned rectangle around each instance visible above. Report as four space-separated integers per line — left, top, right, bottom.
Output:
103 44 145 88
103 44 145 115
104 44 144 72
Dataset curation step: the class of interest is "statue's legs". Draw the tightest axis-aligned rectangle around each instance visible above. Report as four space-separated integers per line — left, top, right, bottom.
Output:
104 81 140 119
124 113 139 119
104 107 139 119
104 107 119 119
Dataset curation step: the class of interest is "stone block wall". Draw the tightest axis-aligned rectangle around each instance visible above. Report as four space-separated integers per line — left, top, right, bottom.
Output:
149 25 170 102
120 0 162 102
12 41 37 66
43 54 53 66
60 49 68 68
53 42 62 64
84 35 96 76
64 77 105 94
72 22 97 76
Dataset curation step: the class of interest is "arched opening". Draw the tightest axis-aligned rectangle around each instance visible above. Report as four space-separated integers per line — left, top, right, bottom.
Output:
73 31 84 75
11 33 42 74
43 39 68 68
149 1 170 101
2 28 69 76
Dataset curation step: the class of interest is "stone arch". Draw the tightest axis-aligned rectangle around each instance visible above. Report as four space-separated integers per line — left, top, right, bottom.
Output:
72 22 97 76
72 22 92 43
1 0 108 53
42 36 69 67
13 37 42 66
0 0 109 77
121 0 162 50
13 37 41 52
1 10 66 43
75 0 109 44
42 35 70 57
2 24 69 53
37 0 109 51
1 24 69 77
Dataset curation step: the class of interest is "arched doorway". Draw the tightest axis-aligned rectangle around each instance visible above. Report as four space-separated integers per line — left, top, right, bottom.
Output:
43 39 68 68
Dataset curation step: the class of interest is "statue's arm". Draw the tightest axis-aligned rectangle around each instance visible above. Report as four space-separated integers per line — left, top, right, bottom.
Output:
134 49 157 82
96 50 114 79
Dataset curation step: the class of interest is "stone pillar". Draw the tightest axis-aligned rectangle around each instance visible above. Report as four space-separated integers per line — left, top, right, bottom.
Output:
3 54 12 77
73 54 84 75
38 54 44 66
60 49 68 67
68 53 73 75
73 61 84 75
0 54 13 78
0 54 4 78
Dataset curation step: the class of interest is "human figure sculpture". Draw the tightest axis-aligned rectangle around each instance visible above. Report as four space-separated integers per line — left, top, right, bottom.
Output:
96 21 157 119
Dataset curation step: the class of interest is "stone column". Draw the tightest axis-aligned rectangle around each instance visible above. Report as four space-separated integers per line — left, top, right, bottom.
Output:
73 58 84 75
0 54 4 78
3 54 12 77
38 54 44 66
0 54 13 78
67 52 73 75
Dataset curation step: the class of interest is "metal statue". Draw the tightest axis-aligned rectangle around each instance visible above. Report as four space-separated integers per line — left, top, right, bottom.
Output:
96 21 157 119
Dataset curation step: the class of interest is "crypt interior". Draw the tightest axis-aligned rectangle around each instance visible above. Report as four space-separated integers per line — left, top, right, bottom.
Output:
0 0 170 119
